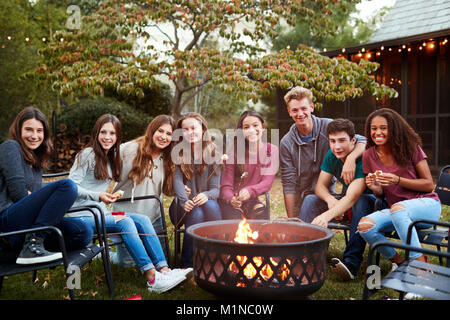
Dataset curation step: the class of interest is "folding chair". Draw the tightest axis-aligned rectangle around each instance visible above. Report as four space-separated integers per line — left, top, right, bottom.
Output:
113 194 171 267
45 172 172 267
0 204 114 300
363 219 450 300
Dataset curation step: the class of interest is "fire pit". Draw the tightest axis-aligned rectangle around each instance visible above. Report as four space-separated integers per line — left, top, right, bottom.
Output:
187 219 334 299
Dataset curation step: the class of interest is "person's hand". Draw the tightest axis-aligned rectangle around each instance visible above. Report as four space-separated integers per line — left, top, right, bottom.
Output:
28 190 32 195
99 192 117 204
193 193 208 206
184 185 191 198
230 196 242 209
184 199 195 212
377 173 400 187
341 156 356 185
237 188 251 202
366 175 383 195
311 214 329 228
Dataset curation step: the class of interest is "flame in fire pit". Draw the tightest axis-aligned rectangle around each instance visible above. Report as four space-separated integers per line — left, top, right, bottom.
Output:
234 218 258 244
229 218 291 283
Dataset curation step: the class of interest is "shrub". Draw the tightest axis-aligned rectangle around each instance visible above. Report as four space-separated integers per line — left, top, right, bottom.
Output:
58 97 153 141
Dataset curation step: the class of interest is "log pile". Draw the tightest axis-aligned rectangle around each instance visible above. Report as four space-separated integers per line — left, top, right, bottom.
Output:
49 123 91 172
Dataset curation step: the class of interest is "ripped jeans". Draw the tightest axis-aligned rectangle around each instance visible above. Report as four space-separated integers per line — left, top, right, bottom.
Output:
358 197 441 260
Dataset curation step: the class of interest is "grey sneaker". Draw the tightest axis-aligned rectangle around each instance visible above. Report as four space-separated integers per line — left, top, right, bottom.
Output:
16 233 62 265
330 258 356 281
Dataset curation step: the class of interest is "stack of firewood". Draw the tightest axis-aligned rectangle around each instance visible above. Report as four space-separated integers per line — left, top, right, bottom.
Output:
49 124 91 172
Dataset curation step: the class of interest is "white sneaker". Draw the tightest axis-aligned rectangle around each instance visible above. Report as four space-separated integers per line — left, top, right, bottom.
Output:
163 268 193 279
404 292 423 300
147 271 186 293
391 262 398 272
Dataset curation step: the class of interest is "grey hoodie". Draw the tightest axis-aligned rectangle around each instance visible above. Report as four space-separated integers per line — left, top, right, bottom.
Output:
279 115 366 202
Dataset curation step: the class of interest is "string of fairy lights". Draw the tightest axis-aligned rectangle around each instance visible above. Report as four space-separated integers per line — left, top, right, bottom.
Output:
321 38 448 61
0 35 65 49
2 33 449 61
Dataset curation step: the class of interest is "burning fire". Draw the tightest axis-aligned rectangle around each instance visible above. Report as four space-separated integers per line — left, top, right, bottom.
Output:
229 218 290 283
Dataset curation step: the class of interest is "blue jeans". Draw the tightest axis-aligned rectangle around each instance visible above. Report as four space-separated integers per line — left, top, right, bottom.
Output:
176 200 222 268
0 179 91 251
71 212 168 273
299 193 379 273
359 197 441 260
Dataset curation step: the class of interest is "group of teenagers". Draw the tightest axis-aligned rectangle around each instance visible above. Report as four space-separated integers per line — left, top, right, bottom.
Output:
0 86 442 297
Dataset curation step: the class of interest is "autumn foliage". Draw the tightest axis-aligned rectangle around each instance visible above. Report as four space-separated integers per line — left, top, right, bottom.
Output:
33 0 397 118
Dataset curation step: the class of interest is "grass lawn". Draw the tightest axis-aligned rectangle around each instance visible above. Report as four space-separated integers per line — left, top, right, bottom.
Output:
0 178 448 300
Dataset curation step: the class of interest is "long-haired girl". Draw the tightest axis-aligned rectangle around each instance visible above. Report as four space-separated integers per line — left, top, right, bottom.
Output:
219 110 278 220
170 112 222 268
0 107 89 264
358 108 441 269
67 114 186 293
113 115 176 233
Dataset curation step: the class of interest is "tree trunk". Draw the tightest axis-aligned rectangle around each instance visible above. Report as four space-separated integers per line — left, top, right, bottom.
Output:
171 87 183 122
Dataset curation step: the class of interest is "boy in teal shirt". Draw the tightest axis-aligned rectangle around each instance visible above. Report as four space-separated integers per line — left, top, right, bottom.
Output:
299 118 379 281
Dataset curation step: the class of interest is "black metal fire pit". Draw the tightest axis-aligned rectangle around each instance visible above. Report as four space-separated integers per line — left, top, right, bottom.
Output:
187 219 334 299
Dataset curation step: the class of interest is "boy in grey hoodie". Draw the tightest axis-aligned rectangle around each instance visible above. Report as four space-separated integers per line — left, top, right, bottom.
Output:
279 87 367 218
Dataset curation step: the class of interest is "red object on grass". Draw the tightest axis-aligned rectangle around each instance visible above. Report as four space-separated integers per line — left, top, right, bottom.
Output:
123 294 142 300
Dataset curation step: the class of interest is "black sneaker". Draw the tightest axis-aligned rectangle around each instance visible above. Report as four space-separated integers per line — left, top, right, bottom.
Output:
16 233 62 265
330 258 355 281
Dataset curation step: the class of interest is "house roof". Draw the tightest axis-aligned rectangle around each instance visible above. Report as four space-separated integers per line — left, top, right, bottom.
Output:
321 0 450 56
370 0 450 43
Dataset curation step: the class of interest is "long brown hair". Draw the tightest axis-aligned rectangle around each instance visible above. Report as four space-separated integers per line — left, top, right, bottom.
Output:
8 107 52 169
79 114 122 181
128 115 176 196
234 110 266 174
364 108 422 167
176 112 216 180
